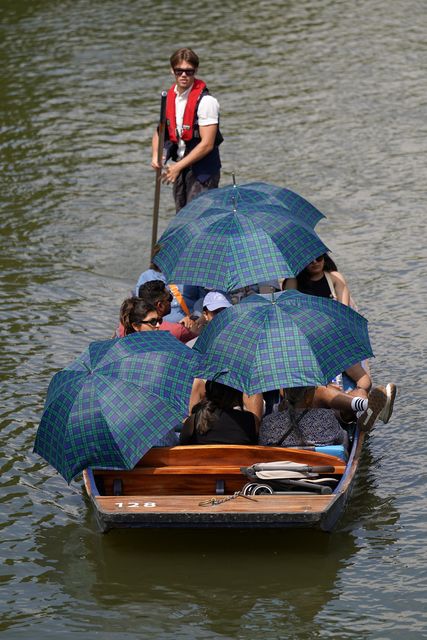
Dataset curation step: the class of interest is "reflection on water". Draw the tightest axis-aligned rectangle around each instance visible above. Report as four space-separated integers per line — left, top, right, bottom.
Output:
29 522 358 638
0 449 401 638
1 0 427 637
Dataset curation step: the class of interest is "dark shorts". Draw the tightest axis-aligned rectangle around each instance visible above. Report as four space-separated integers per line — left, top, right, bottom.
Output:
173 168 220 212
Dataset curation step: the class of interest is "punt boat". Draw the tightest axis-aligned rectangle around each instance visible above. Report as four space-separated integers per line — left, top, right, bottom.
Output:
83 424 363 533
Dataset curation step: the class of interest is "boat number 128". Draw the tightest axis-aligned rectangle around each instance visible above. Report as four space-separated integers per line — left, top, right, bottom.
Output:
114 501 157 508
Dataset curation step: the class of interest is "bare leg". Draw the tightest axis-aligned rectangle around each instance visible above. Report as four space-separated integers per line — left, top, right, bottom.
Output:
312 386 355 422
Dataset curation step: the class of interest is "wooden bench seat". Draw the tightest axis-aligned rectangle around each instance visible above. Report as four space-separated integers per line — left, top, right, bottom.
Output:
91 445 345 497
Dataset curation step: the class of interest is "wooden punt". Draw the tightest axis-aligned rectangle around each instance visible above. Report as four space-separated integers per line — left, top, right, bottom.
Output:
83 426 364 533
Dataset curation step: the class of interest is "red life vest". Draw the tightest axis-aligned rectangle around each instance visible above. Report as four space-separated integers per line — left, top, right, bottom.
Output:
165 79 207 143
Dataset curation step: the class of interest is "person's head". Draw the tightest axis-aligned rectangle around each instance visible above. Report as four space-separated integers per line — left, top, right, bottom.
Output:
205 380 243 409
202 291 232 322
194 380 244 434
138 280 173 317
169 47 199 94
298 253 338 282
120 297 162 335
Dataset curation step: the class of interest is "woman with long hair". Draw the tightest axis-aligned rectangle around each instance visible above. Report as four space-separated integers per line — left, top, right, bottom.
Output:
119 297 163 336
283 253 351 305
119 296 179 447
180 380 258 445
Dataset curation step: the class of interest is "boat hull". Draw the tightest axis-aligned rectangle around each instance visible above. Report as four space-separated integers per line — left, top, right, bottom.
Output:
83 435 363 533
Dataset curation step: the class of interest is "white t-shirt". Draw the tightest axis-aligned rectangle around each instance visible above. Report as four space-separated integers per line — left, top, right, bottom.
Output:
174 84 220 159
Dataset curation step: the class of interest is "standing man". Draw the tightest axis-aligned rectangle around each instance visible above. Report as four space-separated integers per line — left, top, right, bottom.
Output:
151 47 223 212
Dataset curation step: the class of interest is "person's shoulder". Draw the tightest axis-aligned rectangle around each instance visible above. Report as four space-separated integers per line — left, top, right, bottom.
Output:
329 270 347 285
161 320 194 342
200 93 219 104
136 269 166 287
198 93 220 112
159 321 182 337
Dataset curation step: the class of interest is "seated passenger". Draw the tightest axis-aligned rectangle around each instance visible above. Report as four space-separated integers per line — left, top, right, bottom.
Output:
259 386 349 448
294 386 393 431
124 281 197 343
119 297 178 445
120 298 162 335
283 253 352 306
180 381 258 445
117 294 191 342
327 363 396 425
135 245 200 323
187 291 264 423
186 291 232 348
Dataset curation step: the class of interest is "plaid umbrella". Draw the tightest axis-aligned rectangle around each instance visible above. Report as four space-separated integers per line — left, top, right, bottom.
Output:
171 181 325 229
193 290 374 395
34 332 201 483
155 194 328 292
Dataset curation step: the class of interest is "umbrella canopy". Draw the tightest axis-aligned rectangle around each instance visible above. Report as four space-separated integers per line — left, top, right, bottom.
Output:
193 290 374 395
34 332 202 483
169 181 325 229
155 195 328 291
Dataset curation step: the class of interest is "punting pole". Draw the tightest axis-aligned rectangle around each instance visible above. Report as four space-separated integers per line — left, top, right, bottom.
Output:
151 90 168 257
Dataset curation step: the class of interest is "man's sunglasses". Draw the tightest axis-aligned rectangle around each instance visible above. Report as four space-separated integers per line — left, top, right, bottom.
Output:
139 317 163 327
173 68 195 76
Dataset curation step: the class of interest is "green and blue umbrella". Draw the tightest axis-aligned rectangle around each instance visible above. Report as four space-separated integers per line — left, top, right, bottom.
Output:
34 332 202 483
171 181 326 229
193 290 374 395
155 188 328 291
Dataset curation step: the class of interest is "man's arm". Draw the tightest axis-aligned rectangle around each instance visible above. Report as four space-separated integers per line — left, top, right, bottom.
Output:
151 130 161 169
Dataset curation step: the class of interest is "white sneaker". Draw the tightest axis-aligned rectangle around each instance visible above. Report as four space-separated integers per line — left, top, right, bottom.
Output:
378 383 397 424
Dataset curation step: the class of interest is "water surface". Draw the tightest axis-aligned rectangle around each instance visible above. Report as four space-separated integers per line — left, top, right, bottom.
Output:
1 0 426 638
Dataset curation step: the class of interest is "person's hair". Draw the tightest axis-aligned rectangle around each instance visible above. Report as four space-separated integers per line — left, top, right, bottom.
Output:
170 47 199 70
296 252 338 288
138 280 167 304
120 297 157 336
191 381 244 435
203 306 225 317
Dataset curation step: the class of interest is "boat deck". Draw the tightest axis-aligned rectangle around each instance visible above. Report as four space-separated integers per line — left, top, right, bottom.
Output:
83 442 361 531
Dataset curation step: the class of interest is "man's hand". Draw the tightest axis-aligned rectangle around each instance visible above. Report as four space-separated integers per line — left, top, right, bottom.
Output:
179 316 196 331
161 162 181 184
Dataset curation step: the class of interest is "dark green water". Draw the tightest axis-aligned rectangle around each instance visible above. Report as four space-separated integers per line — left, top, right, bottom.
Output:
1 1 426 638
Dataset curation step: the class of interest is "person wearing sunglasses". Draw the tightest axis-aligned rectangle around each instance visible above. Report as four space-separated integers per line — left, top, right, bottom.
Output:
283 253 352 305
138 280 200 343
117 297 180 447
282 254 397 424
115 281 200 343
119 298 163 335
151 47 223 212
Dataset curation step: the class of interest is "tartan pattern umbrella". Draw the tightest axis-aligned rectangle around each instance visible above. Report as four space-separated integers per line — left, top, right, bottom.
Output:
34 332 201 483
171 181 325 229
193 290 374 395
155 202 328 291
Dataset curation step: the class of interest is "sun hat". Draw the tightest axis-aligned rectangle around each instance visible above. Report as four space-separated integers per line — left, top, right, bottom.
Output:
203 291 232 312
